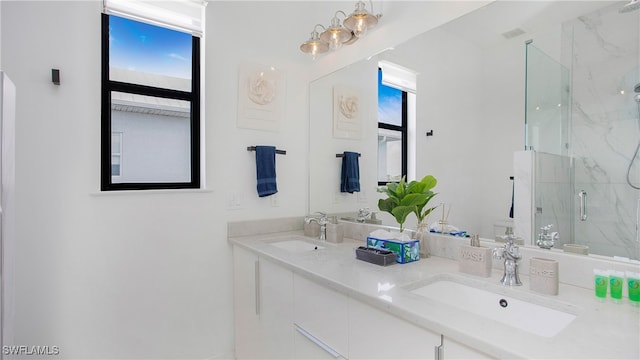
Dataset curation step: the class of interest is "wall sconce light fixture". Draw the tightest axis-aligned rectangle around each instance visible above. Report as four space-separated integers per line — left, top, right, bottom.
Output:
300 0 382 58
344 1 379 38
300 24 330 59
319 11 354 51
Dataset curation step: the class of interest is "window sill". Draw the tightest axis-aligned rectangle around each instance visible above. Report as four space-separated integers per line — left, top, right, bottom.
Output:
90 188 213 196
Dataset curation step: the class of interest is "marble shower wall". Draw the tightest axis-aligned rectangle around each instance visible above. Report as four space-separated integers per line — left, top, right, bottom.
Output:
562 2 640 259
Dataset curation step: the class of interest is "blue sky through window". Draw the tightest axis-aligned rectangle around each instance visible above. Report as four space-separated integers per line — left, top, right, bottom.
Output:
378 68 402 126
109 15 192 79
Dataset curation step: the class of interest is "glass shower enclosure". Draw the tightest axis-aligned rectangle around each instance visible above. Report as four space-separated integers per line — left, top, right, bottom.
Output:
525 2 640 260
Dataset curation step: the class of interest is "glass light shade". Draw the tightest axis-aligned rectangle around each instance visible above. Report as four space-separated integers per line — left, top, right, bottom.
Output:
319 25 351 51
344 1 378 37
300 31 329 57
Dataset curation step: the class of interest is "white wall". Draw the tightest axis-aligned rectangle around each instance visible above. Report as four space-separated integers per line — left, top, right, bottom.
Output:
0 1 312 358
476 36 527 238
373 26 510 236
379 27 488 234
3 1 228 358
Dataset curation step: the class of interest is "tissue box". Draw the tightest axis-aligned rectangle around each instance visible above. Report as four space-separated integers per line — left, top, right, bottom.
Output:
366 237 420 264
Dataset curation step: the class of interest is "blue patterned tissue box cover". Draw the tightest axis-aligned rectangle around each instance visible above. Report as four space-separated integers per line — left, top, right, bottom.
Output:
366 237 420 264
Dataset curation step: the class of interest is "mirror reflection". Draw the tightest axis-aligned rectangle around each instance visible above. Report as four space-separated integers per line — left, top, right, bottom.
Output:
309 0 640 261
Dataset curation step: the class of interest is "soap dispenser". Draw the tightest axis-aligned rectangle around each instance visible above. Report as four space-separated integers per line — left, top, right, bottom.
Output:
369 212 382 224
458 234 492 277
325 216 344 243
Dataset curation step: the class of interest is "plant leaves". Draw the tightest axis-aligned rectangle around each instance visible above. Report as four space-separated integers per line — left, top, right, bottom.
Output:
400 193 427 207
419 175 437 191
378 197 398 215
391 206 414 230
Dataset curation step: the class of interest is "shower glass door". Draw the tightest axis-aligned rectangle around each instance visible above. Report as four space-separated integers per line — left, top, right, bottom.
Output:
525 42 572 250
524 42 570 156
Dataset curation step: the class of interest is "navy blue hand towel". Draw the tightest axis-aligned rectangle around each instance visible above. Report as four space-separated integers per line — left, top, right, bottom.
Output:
255 146 278 197
340 151 360 193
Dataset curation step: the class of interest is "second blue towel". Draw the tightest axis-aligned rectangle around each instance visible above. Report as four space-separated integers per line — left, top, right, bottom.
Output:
340 151 360 193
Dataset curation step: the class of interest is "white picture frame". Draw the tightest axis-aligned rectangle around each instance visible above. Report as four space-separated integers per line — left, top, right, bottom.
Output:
237 63 283 132
333 85 362 139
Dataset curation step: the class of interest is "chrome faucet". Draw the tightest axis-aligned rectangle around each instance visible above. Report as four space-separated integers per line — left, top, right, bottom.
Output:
357 207 371 223
305 212 328 240
493 231 522 286
536 224 559 249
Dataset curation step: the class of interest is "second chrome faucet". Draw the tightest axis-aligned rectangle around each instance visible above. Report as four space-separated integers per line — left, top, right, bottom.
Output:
493 230 522 286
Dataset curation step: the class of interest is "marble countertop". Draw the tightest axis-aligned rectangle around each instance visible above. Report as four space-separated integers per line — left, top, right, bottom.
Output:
229 231 640 359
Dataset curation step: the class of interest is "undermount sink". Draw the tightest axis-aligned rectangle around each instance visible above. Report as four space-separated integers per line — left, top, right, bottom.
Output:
268 239 324 253
407 275 578 338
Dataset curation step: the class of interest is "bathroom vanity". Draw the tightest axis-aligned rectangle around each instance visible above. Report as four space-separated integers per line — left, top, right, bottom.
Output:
228 218 640 359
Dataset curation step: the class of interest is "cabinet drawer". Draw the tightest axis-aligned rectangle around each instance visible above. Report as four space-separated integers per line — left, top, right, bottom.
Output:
293 274 349 358
444 337 494 359
349 298 439 359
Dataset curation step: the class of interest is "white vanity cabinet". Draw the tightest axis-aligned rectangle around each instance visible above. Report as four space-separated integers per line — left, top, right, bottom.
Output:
233 244 491 360
233 246 294 359
293 273 349 359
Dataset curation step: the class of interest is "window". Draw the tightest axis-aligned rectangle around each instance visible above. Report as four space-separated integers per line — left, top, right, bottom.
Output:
378 67 407 184
101 13 200 191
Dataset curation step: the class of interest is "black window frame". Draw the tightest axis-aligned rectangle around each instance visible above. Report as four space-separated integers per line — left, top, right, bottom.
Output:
378 68 408 186
100 13 201 191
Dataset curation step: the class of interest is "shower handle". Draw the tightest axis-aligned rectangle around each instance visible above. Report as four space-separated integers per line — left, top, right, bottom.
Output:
579 190 587 221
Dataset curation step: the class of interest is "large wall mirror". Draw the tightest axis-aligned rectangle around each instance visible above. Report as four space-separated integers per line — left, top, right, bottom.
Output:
309 0 640 261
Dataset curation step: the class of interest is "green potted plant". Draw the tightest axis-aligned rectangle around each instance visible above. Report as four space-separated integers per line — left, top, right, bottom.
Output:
376 175 438 260
377 175 438 233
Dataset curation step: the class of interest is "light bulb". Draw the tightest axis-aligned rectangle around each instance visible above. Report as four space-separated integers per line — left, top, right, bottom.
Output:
329 32 343 50
355 18 366 33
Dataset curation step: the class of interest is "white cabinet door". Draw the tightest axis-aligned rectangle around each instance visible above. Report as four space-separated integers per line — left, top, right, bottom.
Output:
443 337 494 359
349 298 441 359
293 274 349 359
233 246 260 359
233 246 293 359
258 257 294 358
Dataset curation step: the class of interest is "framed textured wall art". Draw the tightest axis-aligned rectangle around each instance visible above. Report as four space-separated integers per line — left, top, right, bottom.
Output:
237 63 284 132
333 85 362 139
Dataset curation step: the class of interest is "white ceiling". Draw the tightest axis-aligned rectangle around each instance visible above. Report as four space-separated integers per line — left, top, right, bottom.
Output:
440 1 627 49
